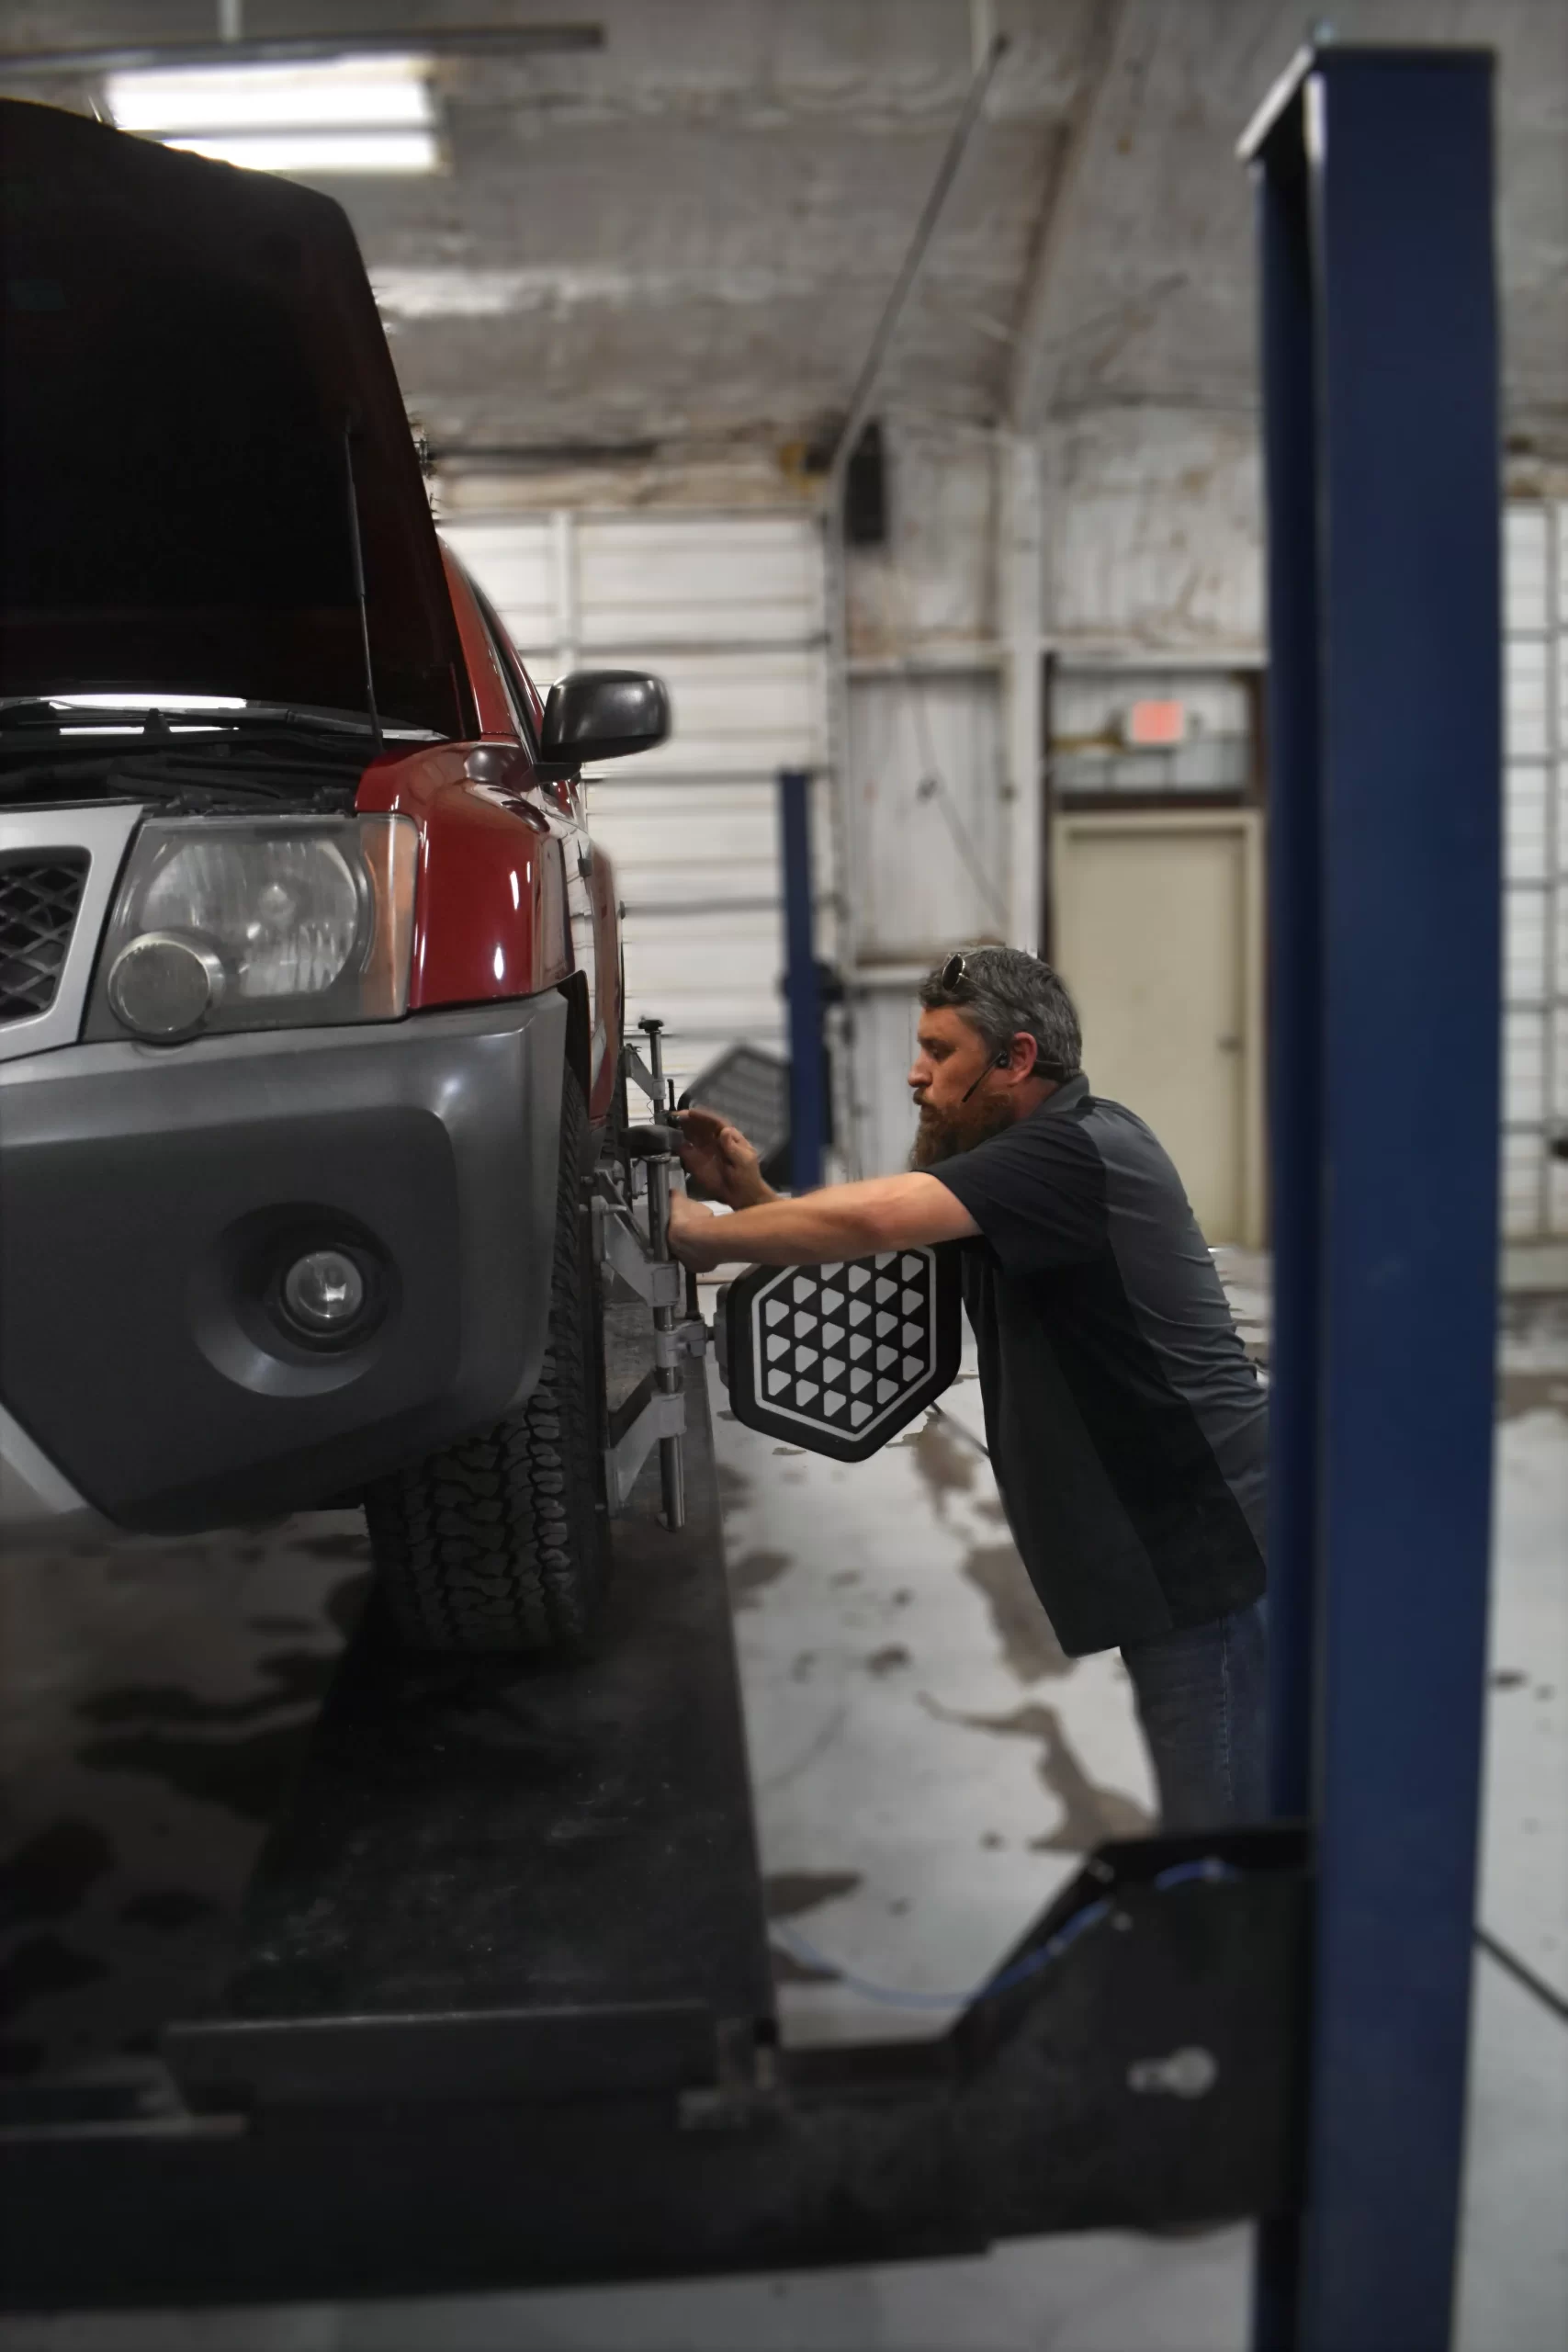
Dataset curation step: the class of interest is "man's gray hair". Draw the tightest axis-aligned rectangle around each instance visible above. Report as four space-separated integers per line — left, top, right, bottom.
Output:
919 946 1082 1080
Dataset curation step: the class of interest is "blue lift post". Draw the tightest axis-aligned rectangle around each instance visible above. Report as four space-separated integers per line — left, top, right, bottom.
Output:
779 767 825 1192
1243 47 1502 2352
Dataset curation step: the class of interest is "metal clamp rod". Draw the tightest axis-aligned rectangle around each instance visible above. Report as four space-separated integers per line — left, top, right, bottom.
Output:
594 1199 683 1312
635 1016 671 1117
654 1318 709 1373
621 1044 660 1106
636 1021 685 1532
603 1371 687 1513
602 1021 708 1530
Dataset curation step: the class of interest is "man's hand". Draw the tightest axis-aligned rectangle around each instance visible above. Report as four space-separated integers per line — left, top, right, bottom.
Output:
674 1106 774 1210
668 1191 730 1272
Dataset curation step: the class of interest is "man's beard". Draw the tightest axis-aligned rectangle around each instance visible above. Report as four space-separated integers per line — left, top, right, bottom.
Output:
910 1091 1015 1168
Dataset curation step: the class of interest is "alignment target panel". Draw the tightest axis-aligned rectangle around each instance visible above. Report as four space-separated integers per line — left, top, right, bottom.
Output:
726 1247 962 1462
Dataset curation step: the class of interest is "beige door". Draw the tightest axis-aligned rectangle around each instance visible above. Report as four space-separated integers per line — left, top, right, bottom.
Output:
1051 811 1263 1245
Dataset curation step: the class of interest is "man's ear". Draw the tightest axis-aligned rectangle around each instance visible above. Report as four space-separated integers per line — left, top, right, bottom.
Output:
1008 1032 1041 1080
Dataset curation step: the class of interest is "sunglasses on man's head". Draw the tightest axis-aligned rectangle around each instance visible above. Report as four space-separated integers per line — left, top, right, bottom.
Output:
940 952 969 989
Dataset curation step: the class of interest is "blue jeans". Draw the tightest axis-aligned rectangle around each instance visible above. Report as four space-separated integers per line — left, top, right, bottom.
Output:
1121 1599 1268 1832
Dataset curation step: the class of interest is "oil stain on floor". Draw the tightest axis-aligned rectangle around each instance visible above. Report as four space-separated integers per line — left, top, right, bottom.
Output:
0 1525 364 2087
728 1547 795 1608
919 1690 1152 1849
901 1411 978 1517
961 1543 1072 1681
763 1869 863 1918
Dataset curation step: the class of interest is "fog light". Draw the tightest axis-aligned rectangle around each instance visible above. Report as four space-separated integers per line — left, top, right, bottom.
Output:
107 933 224 1040
281 1249 367 1336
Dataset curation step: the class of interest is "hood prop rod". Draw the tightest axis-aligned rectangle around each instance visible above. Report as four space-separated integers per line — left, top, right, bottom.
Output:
342 417 384 756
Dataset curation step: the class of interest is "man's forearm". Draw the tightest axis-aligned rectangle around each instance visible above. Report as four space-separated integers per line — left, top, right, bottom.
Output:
705 1193 881 1267
684 1172 974 1269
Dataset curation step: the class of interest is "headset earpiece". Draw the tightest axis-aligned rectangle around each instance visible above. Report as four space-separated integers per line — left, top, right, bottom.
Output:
960 1049 1014 1105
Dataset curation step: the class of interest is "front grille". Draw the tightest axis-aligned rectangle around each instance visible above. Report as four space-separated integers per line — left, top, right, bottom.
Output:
0 856 89 1024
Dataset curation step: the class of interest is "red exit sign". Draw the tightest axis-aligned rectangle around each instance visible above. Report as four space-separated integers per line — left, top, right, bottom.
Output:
1123 698 1188 748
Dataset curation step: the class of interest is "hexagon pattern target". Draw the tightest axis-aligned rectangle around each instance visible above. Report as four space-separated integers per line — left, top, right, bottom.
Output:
723 1247 961 1463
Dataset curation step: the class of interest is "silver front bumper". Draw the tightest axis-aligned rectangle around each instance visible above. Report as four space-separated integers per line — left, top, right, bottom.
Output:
0 1403 107 1540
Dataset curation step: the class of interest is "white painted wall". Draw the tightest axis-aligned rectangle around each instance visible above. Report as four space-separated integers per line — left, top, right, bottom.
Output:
839 405 1269 1175
1043 406 1264 657
845 419 998 663
840 418 1005 1174
842 663 1005 1176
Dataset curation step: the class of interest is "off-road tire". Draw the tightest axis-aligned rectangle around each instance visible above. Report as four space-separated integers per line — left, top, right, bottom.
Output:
365 1066 612 1655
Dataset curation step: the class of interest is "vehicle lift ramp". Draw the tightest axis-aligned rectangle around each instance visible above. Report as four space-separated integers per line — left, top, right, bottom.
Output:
0 1023 1310 2306
0 48 1500 2345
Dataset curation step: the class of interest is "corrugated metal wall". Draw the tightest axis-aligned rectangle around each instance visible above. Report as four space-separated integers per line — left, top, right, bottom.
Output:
1503 503 1568 1242
440 507 831 1100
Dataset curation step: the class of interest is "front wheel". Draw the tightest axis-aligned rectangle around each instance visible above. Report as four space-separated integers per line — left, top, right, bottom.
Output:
365 1066 611 1655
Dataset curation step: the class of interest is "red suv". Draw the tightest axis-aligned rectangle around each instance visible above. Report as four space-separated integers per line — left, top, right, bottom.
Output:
0 101 668 1654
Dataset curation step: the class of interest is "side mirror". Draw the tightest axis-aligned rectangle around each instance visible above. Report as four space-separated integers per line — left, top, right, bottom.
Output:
541 670 671 765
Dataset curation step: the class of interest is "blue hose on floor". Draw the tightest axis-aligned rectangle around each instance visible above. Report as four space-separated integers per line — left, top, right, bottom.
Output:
770 1855 1237 2011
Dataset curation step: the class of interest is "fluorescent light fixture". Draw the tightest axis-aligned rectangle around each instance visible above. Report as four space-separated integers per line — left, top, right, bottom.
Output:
164 129 436 174
103 53 438 175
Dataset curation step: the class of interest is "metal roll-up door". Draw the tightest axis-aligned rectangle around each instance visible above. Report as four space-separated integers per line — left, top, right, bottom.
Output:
1502 503 1568 1253
441 506 831 1100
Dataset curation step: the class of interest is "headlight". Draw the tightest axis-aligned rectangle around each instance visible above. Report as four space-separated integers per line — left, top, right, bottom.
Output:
141 834 362 1000
89 816 417 1045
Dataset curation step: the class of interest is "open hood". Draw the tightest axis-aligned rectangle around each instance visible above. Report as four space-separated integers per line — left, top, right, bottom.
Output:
0 100 472 738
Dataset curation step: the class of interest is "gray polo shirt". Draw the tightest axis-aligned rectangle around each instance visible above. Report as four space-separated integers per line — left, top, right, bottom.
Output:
931 1074 1267 1656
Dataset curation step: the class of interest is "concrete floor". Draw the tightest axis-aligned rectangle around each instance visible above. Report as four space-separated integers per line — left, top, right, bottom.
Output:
0 1264 1563 2348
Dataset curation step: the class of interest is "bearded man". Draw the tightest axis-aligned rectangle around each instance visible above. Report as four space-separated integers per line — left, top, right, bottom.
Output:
670 945 1269 1831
